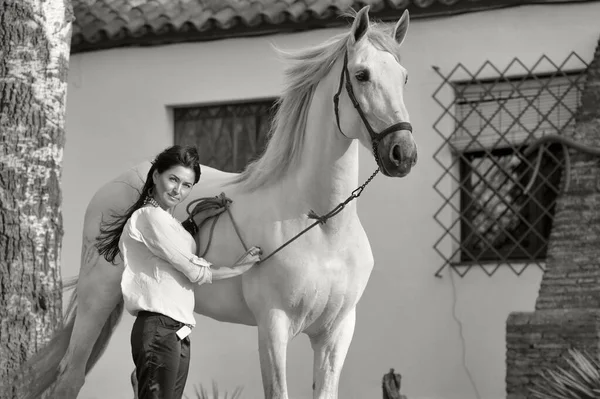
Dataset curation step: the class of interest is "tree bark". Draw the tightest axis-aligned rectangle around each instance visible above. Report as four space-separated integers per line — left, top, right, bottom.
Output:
0 0 73 396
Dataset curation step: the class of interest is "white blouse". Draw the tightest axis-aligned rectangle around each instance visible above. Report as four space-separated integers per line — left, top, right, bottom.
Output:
119 206 212 327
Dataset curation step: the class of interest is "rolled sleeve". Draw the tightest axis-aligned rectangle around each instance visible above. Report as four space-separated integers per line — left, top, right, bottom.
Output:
130 207 213 283
191 258 213 285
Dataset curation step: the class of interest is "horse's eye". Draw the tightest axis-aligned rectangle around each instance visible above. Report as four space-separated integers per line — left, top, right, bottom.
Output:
355 70 370 82
405 75 409 85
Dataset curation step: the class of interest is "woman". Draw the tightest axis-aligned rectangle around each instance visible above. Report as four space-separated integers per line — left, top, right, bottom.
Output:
96 145 261 399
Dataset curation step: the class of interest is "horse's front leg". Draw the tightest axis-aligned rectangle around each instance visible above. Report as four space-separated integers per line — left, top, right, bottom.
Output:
256 309 292 399
308 309 356 399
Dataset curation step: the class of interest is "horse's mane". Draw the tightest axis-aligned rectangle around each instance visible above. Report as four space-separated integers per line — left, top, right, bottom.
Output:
231 16 401 192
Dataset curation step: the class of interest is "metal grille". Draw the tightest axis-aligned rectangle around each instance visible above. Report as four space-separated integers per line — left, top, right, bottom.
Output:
432 54 588 277
174 99 276 173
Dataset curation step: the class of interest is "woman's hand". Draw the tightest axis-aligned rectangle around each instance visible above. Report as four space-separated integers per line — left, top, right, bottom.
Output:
205 246 262 281
234 246 262 267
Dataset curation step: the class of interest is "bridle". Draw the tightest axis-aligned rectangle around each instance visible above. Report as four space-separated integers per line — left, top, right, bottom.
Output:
185 53 416 264
333 51 413 169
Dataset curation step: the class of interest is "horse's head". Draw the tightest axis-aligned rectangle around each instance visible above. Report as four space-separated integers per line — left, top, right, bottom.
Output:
334 6 417 177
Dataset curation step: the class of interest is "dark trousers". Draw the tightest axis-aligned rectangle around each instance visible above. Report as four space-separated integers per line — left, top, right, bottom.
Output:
131 311 191 399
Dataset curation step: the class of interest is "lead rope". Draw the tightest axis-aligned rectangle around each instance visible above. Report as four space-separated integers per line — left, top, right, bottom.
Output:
185 168 380 264
260 167 380 263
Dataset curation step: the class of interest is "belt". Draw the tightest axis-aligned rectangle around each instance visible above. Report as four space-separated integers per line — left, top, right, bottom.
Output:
137 310 194 330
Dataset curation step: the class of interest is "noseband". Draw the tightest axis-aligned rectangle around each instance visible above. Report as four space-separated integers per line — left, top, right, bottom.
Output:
333 51 412 166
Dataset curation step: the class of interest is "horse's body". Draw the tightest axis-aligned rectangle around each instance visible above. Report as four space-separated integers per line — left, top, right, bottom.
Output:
17 7 417 399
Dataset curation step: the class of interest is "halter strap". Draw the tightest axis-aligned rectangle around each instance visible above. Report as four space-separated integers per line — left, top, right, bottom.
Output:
333 53 350 139
333 51 413 153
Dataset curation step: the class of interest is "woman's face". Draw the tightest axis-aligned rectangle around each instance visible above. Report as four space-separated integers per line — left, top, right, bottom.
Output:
152 165 196 210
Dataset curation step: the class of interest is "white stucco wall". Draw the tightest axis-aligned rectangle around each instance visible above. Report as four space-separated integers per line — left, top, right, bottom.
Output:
62 3 600 399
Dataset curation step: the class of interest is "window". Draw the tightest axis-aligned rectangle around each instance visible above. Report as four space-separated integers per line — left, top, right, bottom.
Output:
432 54 588 277
173 99 277 173
459 146 563 263
455 74 582 264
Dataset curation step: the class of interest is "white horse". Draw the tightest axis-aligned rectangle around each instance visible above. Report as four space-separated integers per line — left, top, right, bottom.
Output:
17 6 416 399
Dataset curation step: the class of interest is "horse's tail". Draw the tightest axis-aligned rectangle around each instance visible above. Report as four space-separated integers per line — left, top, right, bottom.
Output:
85 292 124 375
7 277 78 399
15 277 124 399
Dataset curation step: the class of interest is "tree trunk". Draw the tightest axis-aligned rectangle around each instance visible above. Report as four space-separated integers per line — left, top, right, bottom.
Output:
0 0 73 397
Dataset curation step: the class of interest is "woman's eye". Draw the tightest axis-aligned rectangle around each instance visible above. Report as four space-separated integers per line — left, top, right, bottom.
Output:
355 70 370 82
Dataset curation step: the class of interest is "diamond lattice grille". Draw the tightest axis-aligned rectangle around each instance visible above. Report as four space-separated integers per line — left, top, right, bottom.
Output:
432 54 588 277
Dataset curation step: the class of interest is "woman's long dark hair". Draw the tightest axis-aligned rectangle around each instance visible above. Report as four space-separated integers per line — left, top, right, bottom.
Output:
96 145 201 264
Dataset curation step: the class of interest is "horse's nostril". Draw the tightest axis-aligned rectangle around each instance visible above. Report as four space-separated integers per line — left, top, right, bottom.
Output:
391 145 402 165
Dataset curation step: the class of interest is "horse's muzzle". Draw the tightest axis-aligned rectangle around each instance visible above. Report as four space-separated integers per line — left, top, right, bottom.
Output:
378 129 417 177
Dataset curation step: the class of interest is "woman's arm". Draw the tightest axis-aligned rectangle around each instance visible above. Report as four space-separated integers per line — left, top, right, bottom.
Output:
209 247 261 281
209 266 249 280
129 207 212 284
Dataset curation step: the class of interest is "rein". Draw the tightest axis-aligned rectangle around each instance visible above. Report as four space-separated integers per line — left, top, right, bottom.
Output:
184 50 412 264
183 193 248 258
184 168 379 265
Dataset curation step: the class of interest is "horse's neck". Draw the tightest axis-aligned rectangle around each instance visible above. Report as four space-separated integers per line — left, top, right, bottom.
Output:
280 80 360 226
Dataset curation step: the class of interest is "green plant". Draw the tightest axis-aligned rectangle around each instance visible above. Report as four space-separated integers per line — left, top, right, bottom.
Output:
185 381 244 399
530 349 600 399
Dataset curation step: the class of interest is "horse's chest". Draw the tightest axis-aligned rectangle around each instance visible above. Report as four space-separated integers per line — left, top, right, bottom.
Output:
255 235 374 327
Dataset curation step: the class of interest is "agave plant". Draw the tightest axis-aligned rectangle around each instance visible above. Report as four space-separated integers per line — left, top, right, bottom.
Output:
530 349 600 399
185 381 244 399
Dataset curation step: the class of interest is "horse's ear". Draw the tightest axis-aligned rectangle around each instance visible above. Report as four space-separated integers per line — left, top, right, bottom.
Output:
393 10 410 46
351 6 370 43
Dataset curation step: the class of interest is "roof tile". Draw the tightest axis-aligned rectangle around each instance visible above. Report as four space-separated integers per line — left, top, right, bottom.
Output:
71 0 595 53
